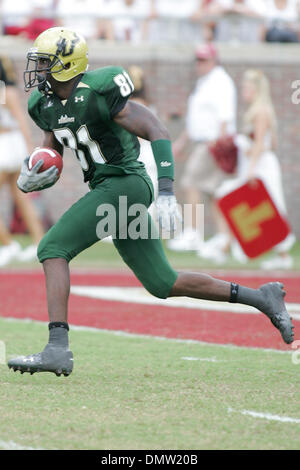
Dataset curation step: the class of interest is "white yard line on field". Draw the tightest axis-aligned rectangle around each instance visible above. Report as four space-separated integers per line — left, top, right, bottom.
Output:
0 439 43 450
1 317 292 354
228 407 300 424
70 285 300 320
181 356 224 363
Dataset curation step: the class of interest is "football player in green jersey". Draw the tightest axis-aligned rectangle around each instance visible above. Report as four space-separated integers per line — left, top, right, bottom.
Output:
8 28 294 376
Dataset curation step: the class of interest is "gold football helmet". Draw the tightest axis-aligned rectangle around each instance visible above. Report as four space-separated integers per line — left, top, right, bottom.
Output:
24 27 88 92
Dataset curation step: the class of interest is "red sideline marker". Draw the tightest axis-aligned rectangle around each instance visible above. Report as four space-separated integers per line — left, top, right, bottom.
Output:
217 178 291 258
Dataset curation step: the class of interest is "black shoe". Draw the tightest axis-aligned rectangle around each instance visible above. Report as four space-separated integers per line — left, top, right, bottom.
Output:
259 282 294 344
7 343 73 376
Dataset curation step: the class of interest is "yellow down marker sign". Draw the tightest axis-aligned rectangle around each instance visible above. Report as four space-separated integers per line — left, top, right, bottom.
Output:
229 200 276 242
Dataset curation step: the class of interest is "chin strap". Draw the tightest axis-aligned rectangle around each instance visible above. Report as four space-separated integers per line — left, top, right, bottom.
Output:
37 75 53 96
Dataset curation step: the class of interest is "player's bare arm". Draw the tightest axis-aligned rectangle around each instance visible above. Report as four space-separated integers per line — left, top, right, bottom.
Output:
43 130 64 156
114 100 170 142
115 99 181 231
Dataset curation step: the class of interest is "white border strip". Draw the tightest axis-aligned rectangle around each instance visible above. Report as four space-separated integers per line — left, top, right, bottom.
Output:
228 407 300 424
1 317 292 354
70 285 300 319
0 267 300 278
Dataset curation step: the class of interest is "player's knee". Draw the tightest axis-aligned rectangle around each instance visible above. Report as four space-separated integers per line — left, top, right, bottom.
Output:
141 275 177 300
143 281 167 299
37 235 48 262
37 232 71 263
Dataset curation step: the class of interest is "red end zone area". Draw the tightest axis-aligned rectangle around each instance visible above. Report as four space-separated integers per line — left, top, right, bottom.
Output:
1 270 299 351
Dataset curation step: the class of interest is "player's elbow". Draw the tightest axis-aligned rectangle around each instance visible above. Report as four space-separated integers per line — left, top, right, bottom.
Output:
149 121 170 142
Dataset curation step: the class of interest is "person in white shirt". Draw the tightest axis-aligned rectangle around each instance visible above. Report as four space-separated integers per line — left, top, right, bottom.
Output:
216 69 295 268
56 0 115 40
214 0 265 15
191 0 263 42
148 0 203 42
209 0 266 43
107 0 152 42
56 0 98 39
153 0 199 18
168 43 237 259
261 0 300 42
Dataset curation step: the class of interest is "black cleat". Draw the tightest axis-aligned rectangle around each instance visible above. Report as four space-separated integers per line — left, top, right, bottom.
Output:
259 282 295 344
8 343 73 376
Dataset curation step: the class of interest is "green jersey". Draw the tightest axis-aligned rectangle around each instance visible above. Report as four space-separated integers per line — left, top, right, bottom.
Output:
28 66 153 193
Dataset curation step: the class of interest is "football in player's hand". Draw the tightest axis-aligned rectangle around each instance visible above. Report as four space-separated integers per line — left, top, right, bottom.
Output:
28 147 63 176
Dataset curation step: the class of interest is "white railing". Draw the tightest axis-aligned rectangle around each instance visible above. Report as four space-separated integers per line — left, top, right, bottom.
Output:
0 12 299 44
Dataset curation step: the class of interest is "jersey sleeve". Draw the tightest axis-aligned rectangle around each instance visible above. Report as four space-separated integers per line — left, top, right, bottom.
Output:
91 66 135 119
28 90 51 132
0 56 17 86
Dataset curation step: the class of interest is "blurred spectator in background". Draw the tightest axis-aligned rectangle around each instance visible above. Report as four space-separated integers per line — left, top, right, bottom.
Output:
216 69 295 268
56 0 114 40
0 55 45 266
23 0 57 40
168 44 237 262
149 0 204 43
1 0 32 36
191 0 225 42
1 0 57 39
261 0 300 42
210 0 266 43
107 0 152 42
0 0 298 44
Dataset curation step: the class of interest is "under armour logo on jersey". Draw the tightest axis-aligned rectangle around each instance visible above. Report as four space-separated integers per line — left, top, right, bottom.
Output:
75 96 84 103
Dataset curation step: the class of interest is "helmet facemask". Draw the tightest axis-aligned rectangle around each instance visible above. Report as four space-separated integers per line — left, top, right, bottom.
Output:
24 49 66 94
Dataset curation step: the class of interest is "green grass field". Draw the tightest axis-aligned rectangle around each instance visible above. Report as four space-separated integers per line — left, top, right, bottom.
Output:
1 235 300 450
1 318 300 450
